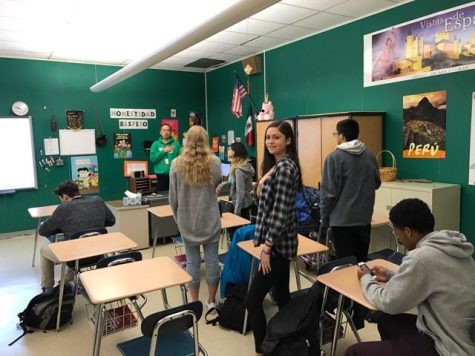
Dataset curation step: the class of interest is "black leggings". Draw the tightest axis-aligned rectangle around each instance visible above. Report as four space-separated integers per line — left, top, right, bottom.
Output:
245 250 291 353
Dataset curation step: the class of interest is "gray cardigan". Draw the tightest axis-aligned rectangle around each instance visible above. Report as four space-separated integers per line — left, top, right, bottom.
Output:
169 155 222 246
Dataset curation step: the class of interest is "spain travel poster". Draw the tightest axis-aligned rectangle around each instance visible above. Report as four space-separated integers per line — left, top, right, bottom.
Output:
364 2 475 86
402 90 446 159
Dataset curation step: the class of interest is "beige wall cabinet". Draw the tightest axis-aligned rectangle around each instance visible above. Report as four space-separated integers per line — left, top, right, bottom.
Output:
374 181 460 231
108 201 149 250
256 112 383 188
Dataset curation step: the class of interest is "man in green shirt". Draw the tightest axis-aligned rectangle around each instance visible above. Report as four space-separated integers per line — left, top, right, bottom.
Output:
150 123 181 191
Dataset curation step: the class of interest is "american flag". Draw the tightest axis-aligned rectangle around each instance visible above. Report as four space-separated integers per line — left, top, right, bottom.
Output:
231 76 248 118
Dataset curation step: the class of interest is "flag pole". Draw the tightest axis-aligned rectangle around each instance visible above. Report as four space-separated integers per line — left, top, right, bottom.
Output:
235 72 261 115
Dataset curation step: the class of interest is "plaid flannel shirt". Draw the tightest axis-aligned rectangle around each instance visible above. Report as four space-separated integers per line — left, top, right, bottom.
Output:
254 156 299 260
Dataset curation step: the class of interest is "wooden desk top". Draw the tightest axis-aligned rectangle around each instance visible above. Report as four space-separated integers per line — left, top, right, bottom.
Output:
317 259 398 310
238 234 329 260
49 232 137 262
147 205 173 217
221 212 250 229
371 215 390 227
80 256 192 304
28 205 58 219
148 205 250 229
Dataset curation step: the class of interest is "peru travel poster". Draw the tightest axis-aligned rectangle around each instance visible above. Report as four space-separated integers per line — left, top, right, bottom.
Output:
402 90 446 159
364 2 475 86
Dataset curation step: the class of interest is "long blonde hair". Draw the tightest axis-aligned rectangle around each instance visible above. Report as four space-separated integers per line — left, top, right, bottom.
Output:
175 125 213 186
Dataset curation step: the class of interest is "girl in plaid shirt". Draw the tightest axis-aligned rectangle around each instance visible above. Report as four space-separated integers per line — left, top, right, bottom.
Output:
246 121 302 355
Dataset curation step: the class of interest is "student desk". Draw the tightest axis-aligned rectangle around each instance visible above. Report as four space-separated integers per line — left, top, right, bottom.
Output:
238 235 329 334
27 204 58 267
317 259 398 356
80 256 192 356
147 204 250 257
49 232 137 332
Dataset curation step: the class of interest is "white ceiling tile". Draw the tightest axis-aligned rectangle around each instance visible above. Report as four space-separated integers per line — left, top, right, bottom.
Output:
226 18 284 36
281 0 349 11
244 36 287 49
224 45 260 56
206 31 257 45
266 25 316 40
189 41 235 53
251 3 317 24
329 0 395 18
295 11 353 31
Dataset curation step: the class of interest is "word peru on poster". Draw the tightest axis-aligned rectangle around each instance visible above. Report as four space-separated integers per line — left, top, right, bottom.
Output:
364 2 475 86
402 90 446 159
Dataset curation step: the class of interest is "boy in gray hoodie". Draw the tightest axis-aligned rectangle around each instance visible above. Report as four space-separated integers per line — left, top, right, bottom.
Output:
320 118 381 263
346 198 475 356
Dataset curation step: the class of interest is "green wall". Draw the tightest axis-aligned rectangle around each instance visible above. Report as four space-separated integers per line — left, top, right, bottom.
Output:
207 0 475 243
0 58 204 233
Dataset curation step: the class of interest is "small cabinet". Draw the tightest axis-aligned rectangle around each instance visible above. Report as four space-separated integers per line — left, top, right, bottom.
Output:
107 200 149 250
374 181 460 231
128 177 152 194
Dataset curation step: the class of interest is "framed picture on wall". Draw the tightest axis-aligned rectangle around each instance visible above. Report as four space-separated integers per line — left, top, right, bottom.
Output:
124 161 149 177
70 155 99 194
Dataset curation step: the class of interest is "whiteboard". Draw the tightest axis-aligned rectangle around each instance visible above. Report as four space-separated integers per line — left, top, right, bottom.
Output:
0 116 37 191
59 129 96 155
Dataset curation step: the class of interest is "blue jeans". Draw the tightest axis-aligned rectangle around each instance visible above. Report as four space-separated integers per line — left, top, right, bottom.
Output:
184 240 220 290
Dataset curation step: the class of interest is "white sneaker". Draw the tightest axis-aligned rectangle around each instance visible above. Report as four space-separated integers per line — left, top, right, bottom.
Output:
206 301 217 315
206 301 216 309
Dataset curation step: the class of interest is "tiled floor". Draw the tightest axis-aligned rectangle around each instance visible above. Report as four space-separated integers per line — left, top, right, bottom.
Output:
0 233 381 356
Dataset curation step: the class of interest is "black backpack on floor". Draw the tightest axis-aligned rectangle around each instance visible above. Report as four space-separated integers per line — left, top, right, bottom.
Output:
205 283 251 332
260 282 322 355
9 282 75 346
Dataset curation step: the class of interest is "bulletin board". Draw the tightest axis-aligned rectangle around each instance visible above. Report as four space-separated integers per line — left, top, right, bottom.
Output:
59 129 96 156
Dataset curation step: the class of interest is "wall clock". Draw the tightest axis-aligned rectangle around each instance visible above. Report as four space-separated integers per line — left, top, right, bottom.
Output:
12 101 29 116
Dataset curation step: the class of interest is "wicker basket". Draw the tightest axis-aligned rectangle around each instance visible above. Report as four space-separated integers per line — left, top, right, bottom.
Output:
376 150 397 182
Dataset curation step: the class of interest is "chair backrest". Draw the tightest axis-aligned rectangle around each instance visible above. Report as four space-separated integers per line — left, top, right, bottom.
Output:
69 227 108 240
142 301 203 355
66 228 108 269
96 251 142 269
317 256 357 276
141 301 203 338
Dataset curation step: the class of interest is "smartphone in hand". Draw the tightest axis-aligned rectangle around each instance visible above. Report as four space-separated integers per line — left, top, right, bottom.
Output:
357 262 375 276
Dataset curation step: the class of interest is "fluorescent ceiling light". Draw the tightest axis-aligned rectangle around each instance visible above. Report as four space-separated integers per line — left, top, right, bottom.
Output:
90 0 280 92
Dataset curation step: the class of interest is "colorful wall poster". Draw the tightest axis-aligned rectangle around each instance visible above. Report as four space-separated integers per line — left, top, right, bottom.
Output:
113 133 132 159
402 90 446 159
161 119 179 141
70 155 99 194
469 93 475 185
364 2 475 86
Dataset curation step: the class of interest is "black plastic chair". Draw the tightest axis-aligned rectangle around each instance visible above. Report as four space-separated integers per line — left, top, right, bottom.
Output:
66 227 108 270
368 230 405 265
116 301 208 356
89 251 147 327
317 256 361 350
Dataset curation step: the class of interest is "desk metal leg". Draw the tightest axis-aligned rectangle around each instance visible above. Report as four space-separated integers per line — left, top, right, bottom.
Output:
294 259 302 290
180 285 188 304
32 218 41 267
161 289 170 309
330 294 344 356
93 303 105 356
55 263 67 331
242 257 256 335
152 231 158 258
